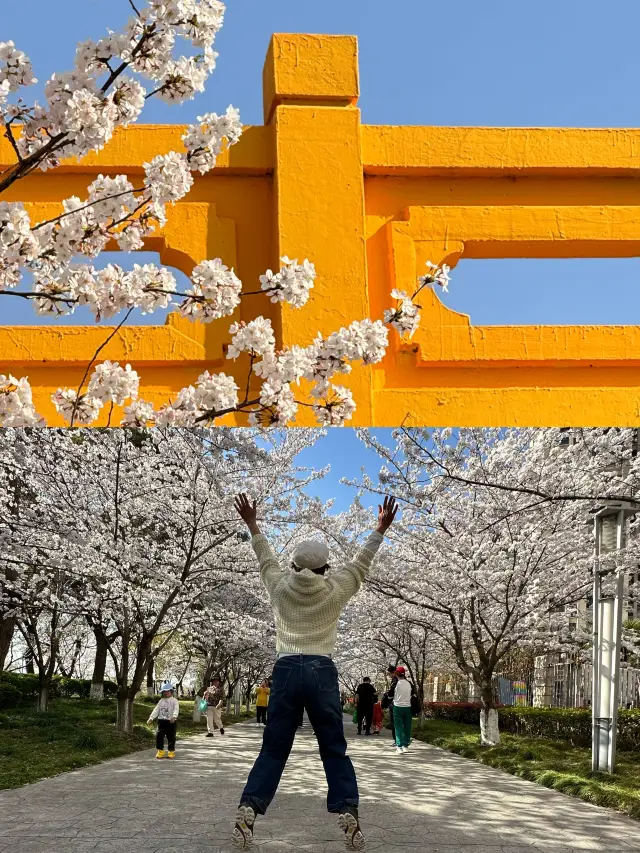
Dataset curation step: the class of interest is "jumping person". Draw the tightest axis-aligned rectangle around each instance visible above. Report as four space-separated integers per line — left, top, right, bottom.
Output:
203 676 225 737
232 493 398 851
147 682 179 760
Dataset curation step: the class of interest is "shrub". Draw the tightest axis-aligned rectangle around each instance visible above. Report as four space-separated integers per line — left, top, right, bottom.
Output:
0 712 20 728
0 682 22 709
132 724 154 739
57 678 92 699
30 712 64 728
424 702 640 751
424 702 485 724
0 672 39 699
103 681 119 697
499 707 592 746
75 730 104 750
44 723 77 742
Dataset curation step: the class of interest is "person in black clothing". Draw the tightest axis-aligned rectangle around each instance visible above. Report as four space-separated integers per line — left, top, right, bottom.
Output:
355 677 376 735
383 664 399 744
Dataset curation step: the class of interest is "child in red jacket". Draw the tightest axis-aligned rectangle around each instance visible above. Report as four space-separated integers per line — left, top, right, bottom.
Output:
371 699 383 735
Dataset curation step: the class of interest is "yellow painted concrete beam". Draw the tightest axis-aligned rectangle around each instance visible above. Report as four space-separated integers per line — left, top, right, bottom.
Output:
362 126 640 175
0 126 274 175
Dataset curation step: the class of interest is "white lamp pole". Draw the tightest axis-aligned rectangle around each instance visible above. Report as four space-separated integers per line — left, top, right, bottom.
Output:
592 503 636 773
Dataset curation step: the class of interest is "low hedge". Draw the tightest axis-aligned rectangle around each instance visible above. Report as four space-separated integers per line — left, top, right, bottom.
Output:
0 673 118 702
423 702 640 750
0 683 22 709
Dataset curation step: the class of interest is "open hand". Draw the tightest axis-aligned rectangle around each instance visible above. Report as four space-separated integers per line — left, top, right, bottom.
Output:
377 496 398 534
234 493 258 528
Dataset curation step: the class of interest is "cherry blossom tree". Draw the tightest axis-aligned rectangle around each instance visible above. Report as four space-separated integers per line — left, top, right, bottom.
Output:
0 1 450 429
0 426 324 724
345 428 599 745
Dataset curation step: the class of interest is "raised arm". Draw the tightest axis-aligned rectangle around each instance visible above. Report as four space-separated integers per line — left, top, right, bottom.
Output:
330 496 398 604
234 493 283 596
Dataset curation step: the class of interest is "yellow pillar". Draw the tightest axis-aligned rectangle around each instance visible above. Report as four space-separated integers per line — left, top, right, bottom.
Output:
264 34 373 424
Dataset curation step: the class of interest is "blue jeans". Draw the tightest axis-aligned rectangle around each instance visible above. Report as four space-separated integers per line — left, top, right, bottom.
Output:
240 655 359 814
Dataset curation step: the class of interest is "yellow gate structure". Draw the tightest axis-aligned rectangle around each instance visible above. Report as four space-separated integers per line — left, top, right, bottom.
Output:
2 33 640 426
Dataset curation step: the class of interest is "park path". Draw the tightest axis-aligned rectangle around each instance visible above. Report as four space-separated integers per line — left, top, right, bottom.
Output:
1 716 640 853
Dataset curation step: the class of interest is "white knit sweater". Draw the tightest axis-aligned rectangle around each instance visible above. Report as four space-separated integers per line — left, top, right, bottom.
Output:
252 531 384 656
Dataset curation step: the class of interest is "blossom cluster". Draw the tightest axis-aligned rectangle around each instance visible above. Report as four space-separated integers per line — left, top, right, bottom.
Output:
1 258 453 428
0 103 242 299
0 2 242 304
1 1 227 170
259 256 317 308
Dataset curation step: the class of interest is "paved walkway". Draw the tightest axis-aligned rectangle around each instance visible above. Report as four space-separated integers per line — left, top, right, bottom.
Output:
1 717 639 853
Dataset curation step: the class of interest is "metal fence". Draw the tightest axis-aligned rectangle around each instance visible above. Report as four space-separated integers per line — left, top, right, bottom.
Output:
424 659 640 709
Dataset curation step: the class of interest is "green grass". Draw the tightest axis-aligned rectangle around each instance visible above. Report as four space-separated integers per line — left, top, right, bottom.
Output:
409 717 640 820
0 698 253 790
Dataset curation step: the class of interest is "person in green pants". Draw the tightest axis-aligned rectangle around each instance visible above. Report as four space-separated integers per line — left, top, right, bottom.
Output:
391 667 413 754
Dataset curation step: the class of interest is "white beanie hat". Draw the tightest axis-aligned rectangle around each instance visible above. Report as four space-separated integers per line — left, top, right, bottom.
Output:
292 540 330 571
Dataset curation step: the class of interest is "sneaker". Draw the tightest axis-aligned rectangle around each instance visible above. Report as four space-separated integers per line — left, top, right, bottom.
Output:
400 746 408 754
338 811 365 851
206 732 214 738
220 728 225 735
232 804 256 849
365 731 371 736
396 746 402 754
155 750 166 760
167 751 176 759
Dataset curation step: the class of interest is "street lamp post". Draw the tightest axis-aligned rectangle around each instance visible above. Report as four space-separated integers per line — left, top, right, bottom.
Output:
591 502 638 773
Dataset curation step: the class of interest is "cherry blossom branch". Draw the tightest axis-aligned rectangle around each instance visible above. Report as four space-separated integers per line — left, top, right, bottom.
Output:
69 307 134 427
399 427 635 506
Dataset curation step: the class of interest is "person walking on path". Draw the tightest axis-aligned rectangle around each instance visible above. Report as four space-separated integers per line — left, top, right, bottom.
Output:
354 677 376 736
255 679 270 727
371 699 383 735
382 664 399 746
203 676 225 737
147 682 179 760
232 492 398 851
391 667 413 754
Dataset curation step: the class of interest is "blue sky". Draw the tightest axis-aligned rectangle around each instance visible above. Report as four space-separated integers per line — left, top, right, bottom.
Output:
294 428 396 514
3 1 640 326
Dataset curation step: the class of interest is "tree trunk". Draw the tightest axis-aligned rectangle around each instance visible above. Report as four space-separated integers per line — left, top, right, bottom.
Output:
116 693 134 734
89 681 104 701
90 628 108 700
37 680 50 713
25 647 34 674
146 662 155 696
479 678 500 746
0 615 16 672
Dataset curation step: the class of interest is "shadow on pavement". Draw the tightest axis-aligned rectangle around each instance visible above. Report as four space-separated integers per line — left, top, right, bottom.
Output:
0 716 638 853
